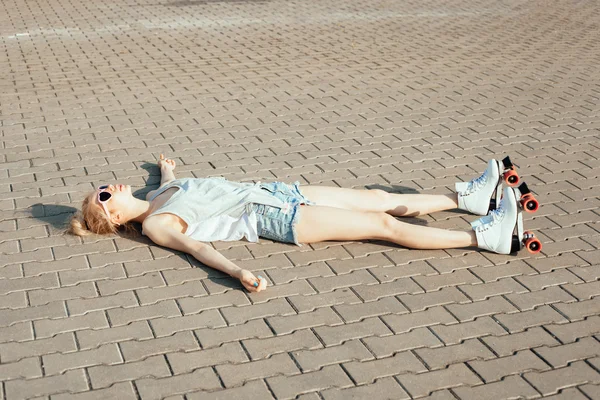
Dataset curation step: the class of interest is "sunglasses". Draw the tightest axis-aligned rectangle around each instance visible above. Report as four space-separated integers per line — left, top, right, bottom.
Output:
97 185 113 220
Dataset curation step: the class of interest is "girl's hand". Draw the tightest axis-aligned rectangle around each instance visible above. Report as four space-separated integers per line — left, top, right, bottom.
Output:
158 154 176 172
238 269 267 293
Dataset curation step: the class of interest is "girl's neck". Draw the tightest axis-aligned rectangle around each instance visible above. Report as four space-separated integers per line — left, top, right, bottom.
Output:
127 198 153 224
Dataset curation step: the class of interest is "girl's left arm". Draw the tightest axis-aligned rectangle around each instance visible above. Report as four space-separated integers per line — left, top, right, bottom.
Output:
143 219 265 292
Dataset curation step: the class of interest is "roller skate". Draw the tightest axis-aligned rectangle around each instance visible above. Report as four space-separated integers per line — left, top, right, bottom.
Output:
472 182 541 255
456 156 523 215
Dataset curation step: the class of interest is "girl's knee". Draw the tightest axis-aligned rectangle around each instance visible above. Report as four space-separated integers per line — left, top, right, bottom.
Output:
379 212 398 238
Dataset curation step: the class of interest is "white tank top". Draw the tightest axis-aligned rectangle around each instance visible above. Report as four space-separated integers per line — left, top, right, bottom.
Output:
142 177 284 242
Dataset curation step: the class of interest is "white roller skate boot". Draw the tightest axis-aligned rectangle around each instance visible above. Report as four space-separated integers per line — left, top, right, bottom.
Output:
456 159 502 215
471 185 519 255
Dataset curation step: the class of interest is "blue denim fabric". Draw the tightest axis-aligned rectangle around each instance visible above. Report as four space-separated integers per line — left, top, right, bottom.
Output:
252 181 314 245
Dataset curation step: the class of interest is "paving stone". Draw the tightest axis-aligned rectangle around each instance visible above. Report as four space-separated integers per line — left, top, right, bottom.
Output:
4 369 88 400
469 350 549 382
568 265 600 283
51 382 137 400
516 269 583 291
0 273 59 296
2 249 54 273
525 360 600 396
151 310 227 338
525 253 589 274
469 260 537 282
87 247 153 268
353 278 423 302
288 288 362 312
42 343 122 375
414 269 481 291
23 255 88 277
287 246 351 266
309 269 378 293
579 383 600 399
167 342 248 374
246 279 316 303
243 329 322 360
267 262 335 284
125 257 193 278
363 327 442 358
88 355 171 389
562 280 600 300
446 296 518 321
177 290 250 314
459 278 528 301
77 321 154 350
452 375 539 400
482 326 559 356
382 305 456 333
427 253 492 274
369 261 438 283
96 271 165 296
554 297 600 320
423 390 457 400
106 299 181 326
313 316 391 346
216 352 300 387
292 339 374 372
343 351 427 385
187 380 274 400
398 287 470 312
34 311 109 339
506 286 576 311
67 291 138 316
0 291 27 310
535 337 600 368
0 332 76 363
267 306 343 335
333 296 407 322
195 318 273 348
267 365 353 400
397 363 481 398
431 316 506 345
415 338 495 370
221 297 296 325
0 357 42 380
327 253 392 274
136 280 207 304
120 331 199 362
0 321 34 344
59 264 127 286
321 377 410 400
545 316 600 343
135 368 221 400
495 305 568 333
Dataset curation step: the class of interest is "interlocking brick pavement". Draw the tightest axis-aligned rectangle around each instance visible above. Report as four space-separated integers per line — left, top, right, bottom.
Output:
1 0 600 398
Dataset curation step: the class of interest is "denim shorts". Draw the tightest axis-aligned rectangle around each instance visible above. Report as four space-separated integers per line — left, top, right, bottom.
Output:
252 181 314 245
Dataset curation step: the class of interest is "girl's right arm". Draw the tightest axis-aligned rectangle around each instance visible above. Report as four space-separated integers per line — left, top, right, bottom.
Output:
142 219 265 292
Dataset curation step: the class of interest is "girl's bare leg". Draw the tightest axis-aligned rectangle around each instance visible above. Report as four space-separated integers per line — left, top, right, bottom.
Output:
295 205 477 249
299 186 458 217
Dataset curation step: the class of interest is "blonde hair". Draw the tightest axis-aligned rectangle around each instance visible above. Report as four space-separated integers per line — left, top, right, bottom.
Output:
68 192 137 237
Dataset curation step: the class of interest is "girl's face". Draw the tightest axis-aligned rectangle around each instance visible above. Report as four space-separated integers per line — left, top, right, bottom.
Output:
95 184 133 224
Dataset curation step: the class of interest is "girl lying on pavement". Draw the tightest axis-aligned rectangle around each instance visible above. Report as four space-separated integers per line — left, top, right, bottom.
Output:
69 154 540 292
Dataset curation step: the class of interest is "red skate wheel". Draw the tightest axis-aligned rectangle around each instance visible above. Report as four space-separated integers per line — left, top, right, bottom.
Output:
504 170 520 187
521 194 539 213
524 236 542 254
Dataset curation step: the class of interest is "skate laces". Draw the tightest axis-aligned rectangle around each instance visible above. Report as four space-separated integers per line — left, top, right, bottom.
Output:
463 169 488 195
475 198 505 232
